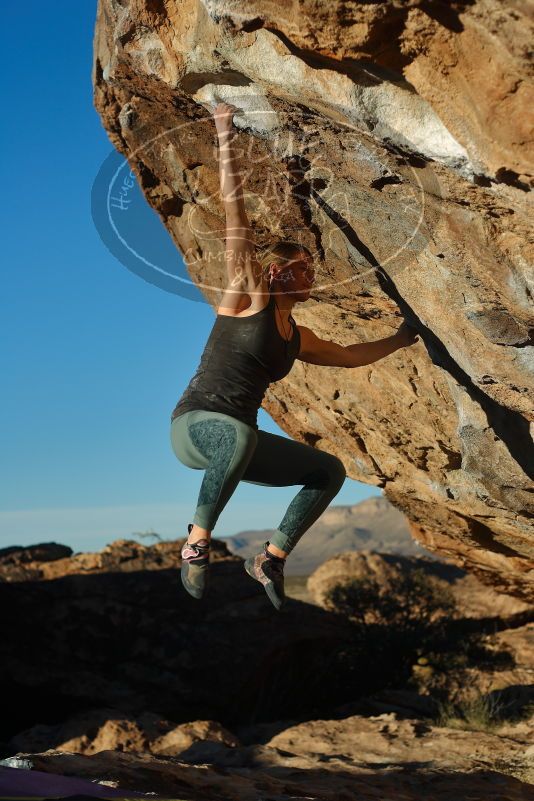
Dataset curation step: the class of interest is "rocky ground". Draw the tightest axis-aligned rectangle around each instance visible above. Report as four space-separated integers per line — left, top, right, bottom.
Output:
0 710 534 801
2 710 533 799
1 537 532 799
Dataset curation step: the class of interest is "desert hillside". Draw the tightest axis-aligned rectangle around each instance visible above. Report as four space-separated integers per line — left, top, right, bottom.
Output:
223 495 436 575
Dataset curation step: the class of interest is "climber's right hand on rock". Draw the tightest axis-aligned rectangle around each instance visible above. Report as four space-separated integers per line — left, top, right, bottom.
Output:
213 101 239 132
395 321 420 348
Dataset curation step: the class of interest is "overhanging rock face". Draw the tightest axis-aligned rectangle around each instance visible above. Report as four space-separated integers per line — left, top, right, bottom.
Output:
92 0 533 600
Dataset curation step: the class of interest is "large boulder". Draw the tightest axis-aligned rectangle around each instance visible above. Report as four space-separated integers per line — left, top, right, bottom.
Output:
92 1 533 599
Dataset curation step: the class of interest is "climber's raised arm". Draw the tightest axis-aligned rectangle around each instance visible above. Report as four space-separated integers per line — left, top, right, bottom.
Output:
214 102 247 221
213 102 262 295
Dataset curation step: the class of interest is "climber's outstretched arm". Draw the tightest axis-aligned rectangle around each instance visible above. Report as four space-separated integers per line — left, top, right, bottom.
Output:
296 322 419 367
213 102 262 295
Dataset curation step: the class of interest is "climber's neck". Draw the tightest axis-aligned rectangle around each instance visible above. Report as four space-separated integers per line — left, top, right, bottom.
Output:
271 290 312 318
272 293 295 312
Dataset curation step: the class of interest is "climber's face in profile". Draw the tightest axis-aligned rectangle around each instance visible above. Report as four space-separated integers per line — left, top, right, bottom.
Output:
270 252 315 299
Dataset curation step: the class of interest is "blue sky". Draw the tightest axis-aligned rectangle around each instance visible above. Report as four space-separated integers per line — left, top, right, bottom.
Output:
0 2 380 555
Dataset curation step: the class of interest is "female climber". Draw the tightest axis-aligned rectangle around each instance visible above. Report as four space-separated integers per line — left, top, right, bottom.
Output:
169 101 419 610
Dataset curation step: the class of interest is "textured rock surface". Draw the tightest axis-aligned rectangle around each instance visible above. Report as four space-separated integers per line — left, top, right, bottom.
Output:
92 0 534 599
9 712 534 798
8 709 240 757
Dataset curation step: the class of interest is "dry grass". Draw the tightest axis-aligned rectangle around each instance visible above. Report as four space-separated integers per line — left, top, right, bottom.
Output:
436 693 534 733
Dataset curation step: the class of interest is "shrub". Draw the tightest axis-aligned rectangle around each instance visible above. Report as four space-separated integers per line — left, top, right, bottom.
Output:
324 568 456 632
323 568 457 691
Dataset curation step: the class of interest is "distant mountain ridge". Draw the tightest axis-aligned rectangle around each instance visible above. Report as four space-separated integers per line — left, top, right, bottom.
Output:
221 495 436 576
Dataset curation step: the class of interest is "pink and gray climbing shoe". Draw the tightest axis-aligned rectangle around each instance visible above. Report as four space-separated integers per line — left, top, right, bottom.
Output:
244 541 287 611
180 523 210 599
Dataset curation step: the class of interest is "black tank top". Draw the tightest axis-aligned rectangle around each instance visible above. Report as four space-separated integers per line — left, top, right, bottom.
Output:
170 294 301 430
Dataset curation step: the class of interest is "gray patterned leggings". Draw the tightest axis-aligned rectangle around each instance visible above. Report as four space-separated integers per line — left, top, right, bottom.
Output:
170 409 346 554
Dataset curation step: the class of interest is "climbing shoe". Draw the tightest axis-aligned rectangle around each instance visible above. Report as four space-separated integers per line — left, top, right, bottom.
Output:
180 523 210 599
244 541 287 611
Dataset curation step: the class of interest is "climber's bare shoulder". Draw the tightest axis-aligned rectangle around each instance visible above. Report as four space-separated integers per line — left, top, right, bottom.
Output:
217 274 271 317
